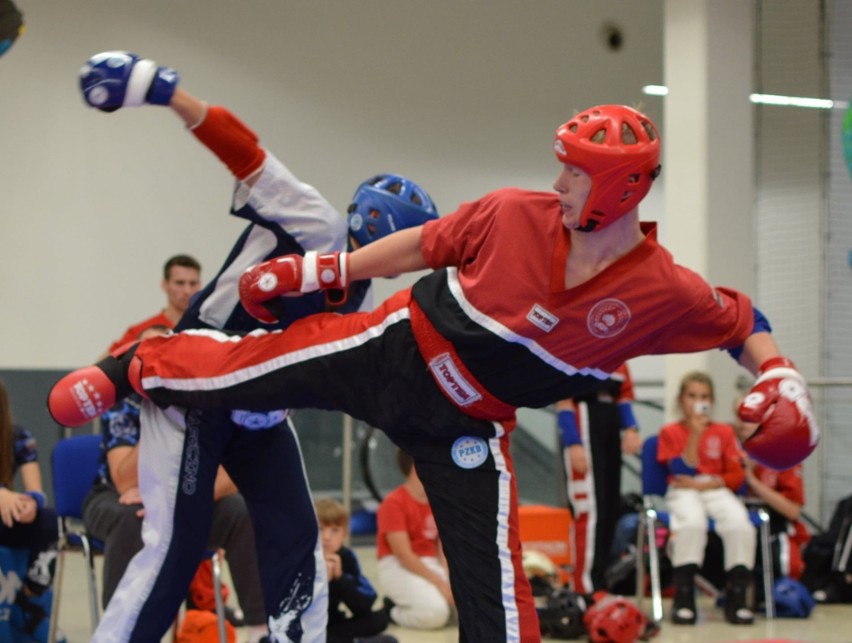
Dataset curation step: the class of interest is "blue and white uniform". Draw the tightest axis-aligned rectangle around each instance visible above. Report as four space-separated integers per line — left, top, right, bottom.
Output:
95 139 371 643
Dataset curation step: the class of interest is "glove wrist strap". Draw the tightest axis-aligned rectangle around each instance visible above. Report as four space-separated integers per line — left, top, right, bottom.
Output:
124 58 158 107
759 356 797 374
146 65 179 105
316 252 348 290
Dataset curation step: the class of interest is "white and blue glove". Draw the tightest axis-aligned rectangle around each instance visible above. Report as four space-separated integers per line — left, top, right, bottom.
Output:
79 51 179 112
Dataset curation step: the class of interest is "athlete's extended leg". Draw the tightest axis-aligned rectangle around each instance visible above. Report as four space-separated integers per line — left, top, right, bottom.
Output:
48 292 414 428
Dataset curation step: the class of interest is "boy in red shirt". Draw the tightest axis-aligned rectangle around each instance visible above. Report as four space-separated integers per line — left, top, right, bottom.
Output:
376 449 453 631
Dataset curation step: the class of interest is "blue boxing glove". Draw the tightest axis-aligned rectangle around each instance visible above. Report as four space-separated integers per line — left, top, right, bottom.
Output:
79 51 179 112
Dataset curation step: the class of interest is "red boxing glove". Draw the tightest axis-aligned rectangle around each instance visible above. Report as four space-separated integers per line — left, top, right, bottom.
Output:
738 357 819 470
239 251 350 324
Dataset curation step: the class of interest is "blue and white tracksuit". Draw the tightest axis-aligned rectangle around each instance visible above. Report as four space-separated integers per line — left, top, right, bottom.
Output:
93 152 371 643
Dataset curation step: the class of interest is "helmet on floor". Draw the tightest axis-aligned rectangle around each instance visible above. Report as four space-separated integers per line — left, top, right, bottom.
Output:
347 173 438 248
773 576 816 618
553 105 661 232
583 594 645 643
539 588 588 639
523 549 560 598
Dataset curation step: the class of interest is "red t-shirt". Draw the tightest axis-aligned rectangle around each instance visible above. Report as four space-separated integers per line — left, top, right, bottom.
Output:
376 485 439 560
108 311 173 354
657 421 745 491
752 463 810 547
753 464 805 505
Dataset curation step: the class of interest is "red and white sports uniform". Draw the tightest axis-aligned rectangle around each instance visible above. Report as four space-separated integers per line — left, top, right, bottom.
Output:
414 189 753 411
130 188 755 642
95 105 373 642
751 463 810 579
657 422 746 491
565 364 635 593
658 421 755 570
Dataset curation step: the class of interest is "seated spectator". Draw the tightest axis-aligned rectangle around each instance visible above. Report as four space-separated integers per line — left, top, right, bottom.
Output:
82 329 267 641
315 497 396 643
744 453 811 607
0 379 62 643
106 254 201 355
657 370 756 626
376 449 453 630
734 387 811 583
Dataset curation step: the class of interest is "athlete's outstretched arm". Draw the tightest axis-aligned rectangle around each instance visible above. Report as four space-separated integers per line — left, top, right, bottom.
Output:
348 226 428 281
169 87 205 129
239 226 428 323
737 330 780 376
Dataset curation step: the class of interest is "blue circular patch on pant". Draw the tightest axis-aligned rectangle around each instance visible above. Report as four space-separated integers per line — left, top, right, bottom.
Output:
451 436 489 469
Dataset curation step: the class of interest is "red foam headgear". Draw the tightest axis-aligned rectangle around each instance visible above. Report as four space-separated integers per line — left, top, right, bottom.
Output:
554 105 661 231
583 594 645 643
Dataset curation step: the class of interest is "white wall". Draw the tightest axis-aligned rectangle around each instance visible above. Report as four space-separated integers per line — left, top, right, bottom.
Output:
0 0 664 368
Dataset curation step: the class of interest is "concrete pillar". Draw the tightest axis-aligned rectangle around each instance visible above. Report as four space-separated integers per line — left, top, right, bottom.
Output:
662 0 756 422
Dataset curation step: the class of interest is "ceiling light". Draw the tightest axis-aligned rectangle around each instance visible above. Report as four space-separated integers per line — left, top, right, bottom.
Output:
641 85 849 110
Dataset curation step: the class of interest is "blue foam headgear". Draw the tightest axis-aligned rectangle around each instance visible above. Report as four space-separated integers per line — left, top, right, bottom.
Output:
773 577 816 618
347 174 438 248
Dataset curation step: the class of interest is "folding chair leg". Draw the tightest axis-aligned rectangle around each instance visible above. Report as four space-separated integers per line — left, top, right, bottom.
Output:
646 509 664 624
636 510 647 609
834 516 852 573
758 508 775 619
210 551 227 643
48 550 65 643
81 537 100 631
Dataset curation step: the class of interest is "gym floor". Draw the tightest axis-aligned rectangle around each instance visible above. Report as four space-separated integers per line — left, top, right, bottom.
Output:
53 546 852 643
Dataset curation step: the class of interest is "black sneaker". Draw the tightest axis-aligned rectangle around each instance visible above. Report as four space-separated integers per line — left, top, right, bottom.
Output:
225 605 245 627
671 588 697 624
724 565 755 625
670 564 698 625
382 596 397 625
15 589 67 643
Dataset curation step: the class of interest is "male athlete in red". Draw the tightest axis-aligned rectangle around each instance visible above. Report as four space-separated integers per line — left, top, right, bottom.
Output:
51 105 818 643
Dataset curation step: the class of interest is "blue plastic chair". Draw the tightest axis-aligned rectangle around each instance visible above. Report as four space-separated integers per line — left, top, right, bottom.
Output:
635 435 775 623
49 433 227 642
49 433 103 641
